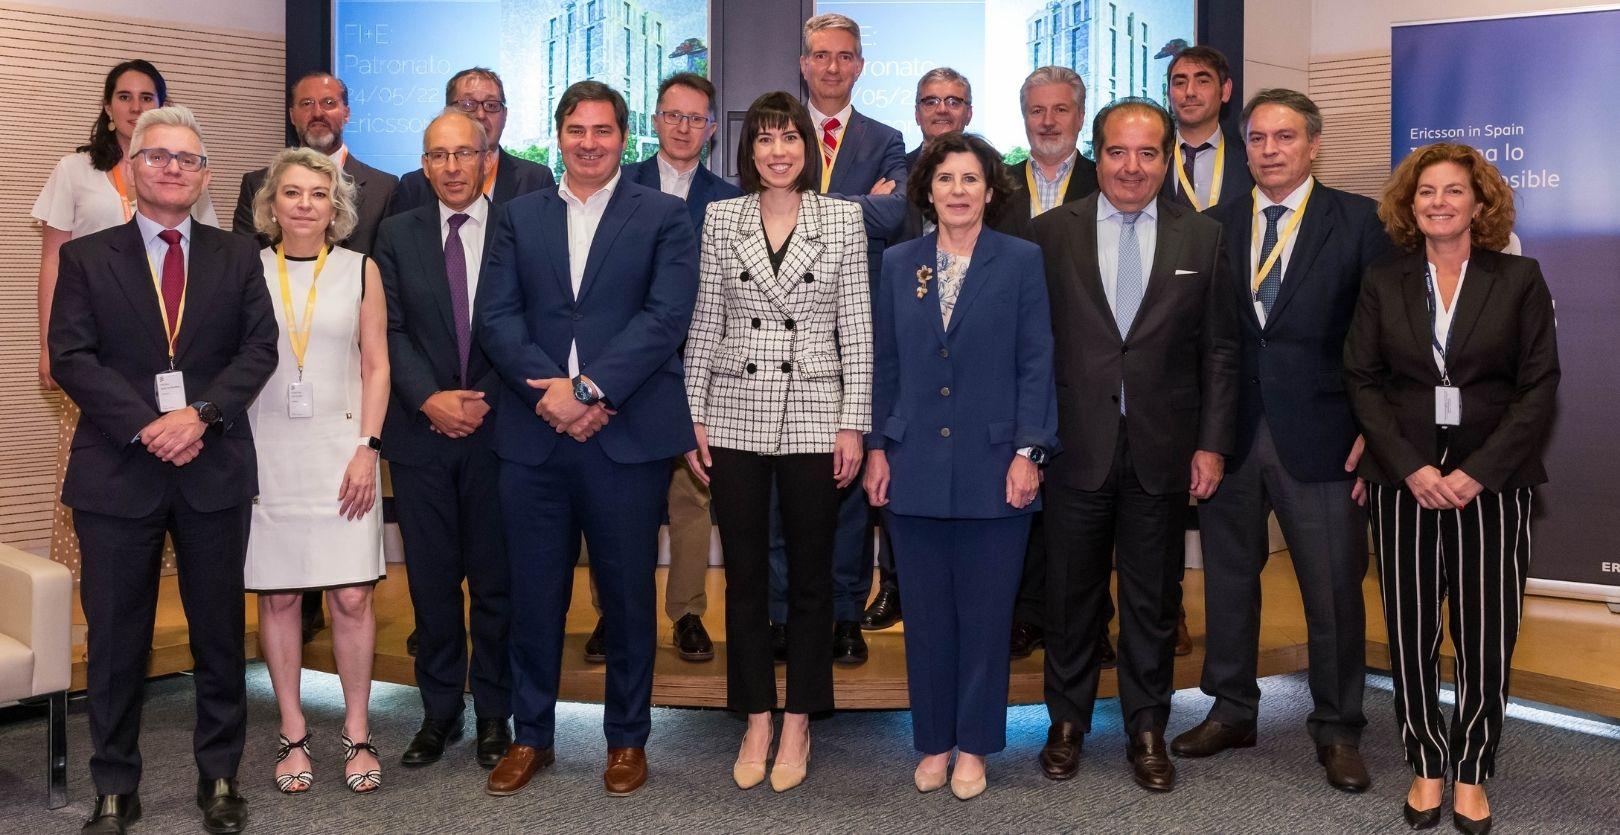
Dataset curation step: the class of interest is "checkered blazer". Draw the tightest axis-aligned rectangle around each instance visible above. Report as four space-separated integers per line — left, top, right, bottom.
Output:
685 192 873 455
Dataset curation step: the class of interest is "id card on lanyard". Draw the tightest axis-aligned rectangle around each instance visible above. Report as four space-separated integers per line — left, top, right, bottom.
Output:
276 245 330 418
146 250 187 411
1425 265 1461 426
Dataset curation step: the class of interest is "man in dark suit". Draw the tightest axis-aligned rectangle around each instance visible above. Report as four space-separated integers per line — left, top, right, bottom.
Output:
51 106 278 835
387 67 556 213
1171 89 1393 794
478 81 697 799
233 72 398 255
889 67 975 249
1161 46 1253 213
376 108 513 771
1033 99 1237 793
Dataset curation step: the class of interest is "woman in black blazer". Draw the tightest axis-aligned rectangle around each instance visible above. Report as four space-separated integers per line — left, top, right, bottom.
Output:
1344 142 1559 834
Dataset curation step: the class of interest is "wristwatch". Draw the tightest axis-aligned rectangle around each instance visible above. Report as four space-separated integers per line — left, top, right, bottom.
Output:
1018 445 1052 466
189 400 221 425
572 375 601 406
357 436 382 452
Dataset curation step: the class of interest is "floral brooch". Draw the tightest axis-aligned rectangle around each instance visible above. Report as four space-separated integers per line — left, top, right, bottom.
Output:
915 265 934 299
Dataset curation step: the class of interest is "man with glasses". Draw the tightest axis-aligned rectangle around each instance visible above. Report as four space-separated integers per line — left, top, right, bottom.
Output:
907 68 974 170
389 67 556 214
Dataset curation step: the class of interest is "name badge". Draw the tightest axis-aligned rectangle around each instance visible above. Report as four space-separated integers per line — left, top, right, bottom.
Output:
154 370 186 412
288 381 315 419
1435 385 1461 426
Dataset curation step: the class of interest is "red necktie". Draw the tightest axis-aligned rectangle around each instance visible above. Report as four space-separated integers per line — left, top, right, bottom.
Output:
157 229 185 337
821 117 841 171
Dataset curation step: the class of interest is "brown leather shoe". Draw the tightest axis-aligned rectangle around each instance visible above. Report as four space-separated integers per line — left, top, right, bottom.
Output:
1170 718 1256 757
1317 744 1371 793
1038 721 1083 780
1174 607 1193 656
1127 730 1176 792
604 747 648 796
485 744 554 796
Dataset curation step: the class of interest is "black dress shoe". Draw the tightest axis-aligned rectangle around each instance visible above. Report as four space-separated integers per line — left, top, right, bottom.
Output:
406 628 419 657
771 623 788 664
1038 721 1083 780
1452 810 1493 835
476 718 513 769
860 588 902 630
196 777 247 834
584 621 607 663
82 793 141 834
1170 718 1257 757
401 716 465 767
1317 743 1372 793
1404 801 1443 830
674 614 715 661
1009 621 1045 660
832 620 868 665
1127 730 1177 792
1098 633 1117 668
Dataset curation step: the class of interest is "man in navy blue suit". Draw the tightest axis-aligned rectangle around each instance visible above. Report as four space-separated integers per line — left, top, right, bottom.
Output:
478 81 698 799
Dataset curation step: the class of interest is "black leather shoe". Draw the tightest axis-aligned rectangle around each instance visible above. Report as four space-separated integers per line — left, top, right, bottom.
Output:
1452 811 1493 834
860 588 902 630
832 620 868 665
1009 621 1044 660
196 777 247 834
1038 721 1083 780
475 718 513 769
771 623 788 664
1404 801 1443 829
1127 730 1177 792
1317 743 1372 793
400 716 464 767
1098 633 1117 668
406 628 419 657
674 614 715 661
1170 718 1257 757
584 621 607 663
82 793 141 834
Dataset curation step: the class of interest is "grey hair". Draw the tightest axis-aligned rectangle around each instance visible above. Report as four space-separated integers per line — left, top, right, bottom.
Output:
1240 88 1323 138
252 147 359 246
129 105 208 158
1019 65 1086 114
802 13 863 57
916 67 972 104
423 107 489 151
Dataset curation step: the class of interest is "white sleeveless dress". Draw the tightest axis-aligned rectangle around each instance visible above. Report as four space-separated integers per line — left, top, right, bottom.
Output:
244 246 385 591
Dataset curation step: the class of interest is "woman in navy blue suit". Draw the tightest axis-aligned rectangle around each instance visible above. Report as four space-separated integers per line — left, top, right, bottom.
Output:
864 132 1057 800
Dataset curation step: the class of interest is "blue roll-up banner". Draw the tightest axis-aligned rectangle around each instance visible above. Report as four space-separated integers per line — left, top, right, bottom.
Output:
1393 7 1620 602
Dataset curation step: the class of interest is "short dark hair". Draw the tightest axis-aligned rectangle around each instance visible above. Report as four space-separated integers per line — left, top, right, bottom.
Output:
657 72 716 112
1167 45 1230 86
1092 97 1174 158
445 67 505 104
736 92 819 194
80 59 168 172
289 71 348 107
554 80 629 135
1240 88 1323 138
905 132 1014 225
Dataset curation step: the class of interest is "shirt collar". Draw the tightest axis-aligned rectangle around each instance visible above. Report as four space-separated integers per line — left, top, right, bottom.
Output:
1097 193 1158 223
1256 177 1313 213
439 195 490 229
1176 125 1222 152
326 144 350 167
808 101 854 131
1031 150 1078 184
135 211 193 246
559 169 622 208
656 152 698 183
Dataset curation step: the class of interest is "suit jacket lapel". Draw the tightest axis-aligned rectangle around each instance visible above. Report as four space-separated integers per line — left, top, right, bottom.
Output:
1447 249 1496 359
173 226 223 361
1400 252 1439 381
771 196 825 316
492 150 517 204
944 229 1002 338
910 233 948 346
110 220 170 358
1266 180 1329 328
1128 204 1183 339
1218 135 1247 206
414 208 459 343
687 168 713 231
1064 195 1117 341
1228 193 1263 333
539 191 573 301
828 114 867 193
577 185 639 304
729 195 789 313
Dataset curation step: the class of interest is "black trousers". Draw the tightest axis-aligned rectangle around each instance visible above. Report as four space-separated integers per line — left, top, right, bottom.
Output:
1369 482 1533 784
1014 510 1115 631
1043 421 1186 736
710 447 837 714
390 442 511 724
75 492 251 794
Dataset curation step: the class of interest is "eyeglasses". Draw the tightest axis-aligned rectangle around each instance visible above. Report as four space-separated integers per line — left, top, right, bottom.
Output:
293 97 344 112
132 148 207 171
917 96 970 110
656 111 712 129
422 148 488 166
455 98 507 114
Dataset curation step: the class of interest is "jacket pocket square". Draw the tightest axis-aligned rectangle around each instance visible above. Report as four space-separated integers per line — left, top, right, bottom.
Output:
1174 268 1199 276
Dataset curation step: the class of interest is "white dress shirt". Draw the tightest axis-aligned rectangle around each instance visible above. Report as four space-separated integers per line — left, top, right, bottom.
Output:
438 196 490 327
1251 177 1313 325
655 153 698 200
1096 194 1159 314
559 170 622 384
136 211 193 278
1427 260 1470 376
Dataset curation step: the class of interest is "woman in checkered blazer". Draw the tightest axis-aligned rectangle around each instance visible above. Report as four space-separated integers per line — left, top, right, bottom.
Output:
682 92 871 793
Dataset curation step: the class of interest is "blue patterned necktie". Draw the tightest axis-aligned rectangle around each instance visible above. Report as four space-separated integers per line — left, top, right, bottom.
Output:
1256 204 1288 316
1115 211 1143 414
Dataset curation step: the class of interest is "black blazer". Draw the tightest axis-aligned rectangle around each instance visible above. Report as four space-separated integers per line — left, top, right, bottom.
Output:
1158 126 1254 212
233 152 399 255
48 219 279 518
994 156 1100 240
1343 247 1559 491
375 201 505 467
1207 180 1395 482
387 148 556 216
1033 193 1239 495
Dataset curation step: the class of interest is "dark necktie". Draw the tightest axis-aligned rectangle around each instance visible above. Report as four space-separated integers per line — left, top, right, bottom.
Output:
1181 142 1210 196
445 213 471 380
157 229 185 337
1257 205 1288 316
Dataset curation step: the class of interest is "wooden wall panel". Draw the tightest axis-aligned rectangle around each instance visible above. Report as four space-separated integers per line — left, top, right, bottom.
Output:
0 3 285 550
1309 51 1392 199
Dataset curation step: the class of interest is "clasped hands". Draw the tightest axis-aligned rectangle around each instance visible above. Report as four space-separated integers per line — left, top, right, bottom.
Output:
528 377 615 442
423 390 491 438
139 407 207 467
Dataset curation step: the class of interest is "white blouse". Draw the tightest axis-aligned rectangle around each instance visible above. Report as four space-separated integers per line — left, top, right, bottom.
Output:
32 151 218 238
1427 259 1469 375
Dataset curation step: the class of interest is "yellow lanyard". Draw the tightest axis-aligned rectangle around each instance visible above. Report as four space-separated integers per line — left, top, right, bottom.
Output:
818 132 839 193
275 244 330 377
110 164 134 222
1249 180 1314 295
1173 138 1226 212
145 248 187 367
1026 160 1075 217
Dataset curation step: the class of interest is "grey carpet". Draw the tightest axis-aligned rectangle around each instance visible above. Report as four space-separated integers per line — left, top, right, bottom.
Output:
1 666 1616 833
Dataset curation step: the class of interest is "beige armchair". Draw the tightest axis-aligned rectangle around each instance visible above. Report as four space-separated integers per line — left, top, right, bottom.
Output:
0 544 72 808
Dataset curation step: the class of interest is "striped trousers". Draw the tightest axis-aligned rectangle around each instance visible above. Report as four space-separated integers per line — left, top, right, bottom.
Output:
1368 482 1533 784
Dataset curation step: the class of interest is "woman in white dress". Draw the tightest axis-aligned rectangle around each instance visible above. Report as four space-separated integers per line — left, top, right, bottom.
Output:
244 147 389 795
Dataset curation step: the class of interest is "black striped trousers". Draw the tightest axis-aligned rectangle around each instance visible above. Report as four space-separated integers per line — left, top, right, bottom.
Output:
1367 482 1533 784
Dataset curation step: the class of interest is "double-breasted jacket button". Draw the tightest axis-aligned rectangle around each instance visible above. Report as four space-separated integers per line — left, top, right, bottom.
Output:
784 318 796 330
739 271 752 282
781 361 792 372
939 427 952 438
938 347 950 358
751 317 761 328
745 362 757 374
802 272 815 283
939 386 951 397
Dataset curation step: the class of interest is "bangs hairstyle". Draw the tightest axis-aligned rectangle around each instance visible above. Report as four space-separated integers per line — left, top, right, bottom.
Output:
81 59 168 172
736 92 819 194
906 132 1014 225
1378 142 1516 252
252 147 359 246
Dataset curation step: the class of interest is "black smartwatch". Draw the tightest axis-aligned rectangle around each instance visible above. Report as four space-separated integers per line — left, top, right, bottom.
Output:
1021 445 1052 466
572 376 601 406
189 400 221 425
359 436 382 453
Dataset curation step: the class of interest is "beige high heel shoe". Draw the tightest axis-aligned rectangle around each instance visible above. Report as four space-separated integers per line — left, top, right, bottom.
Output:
950 761 987 800
769 739 811 792
913 759 949 793
733 738 767 790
